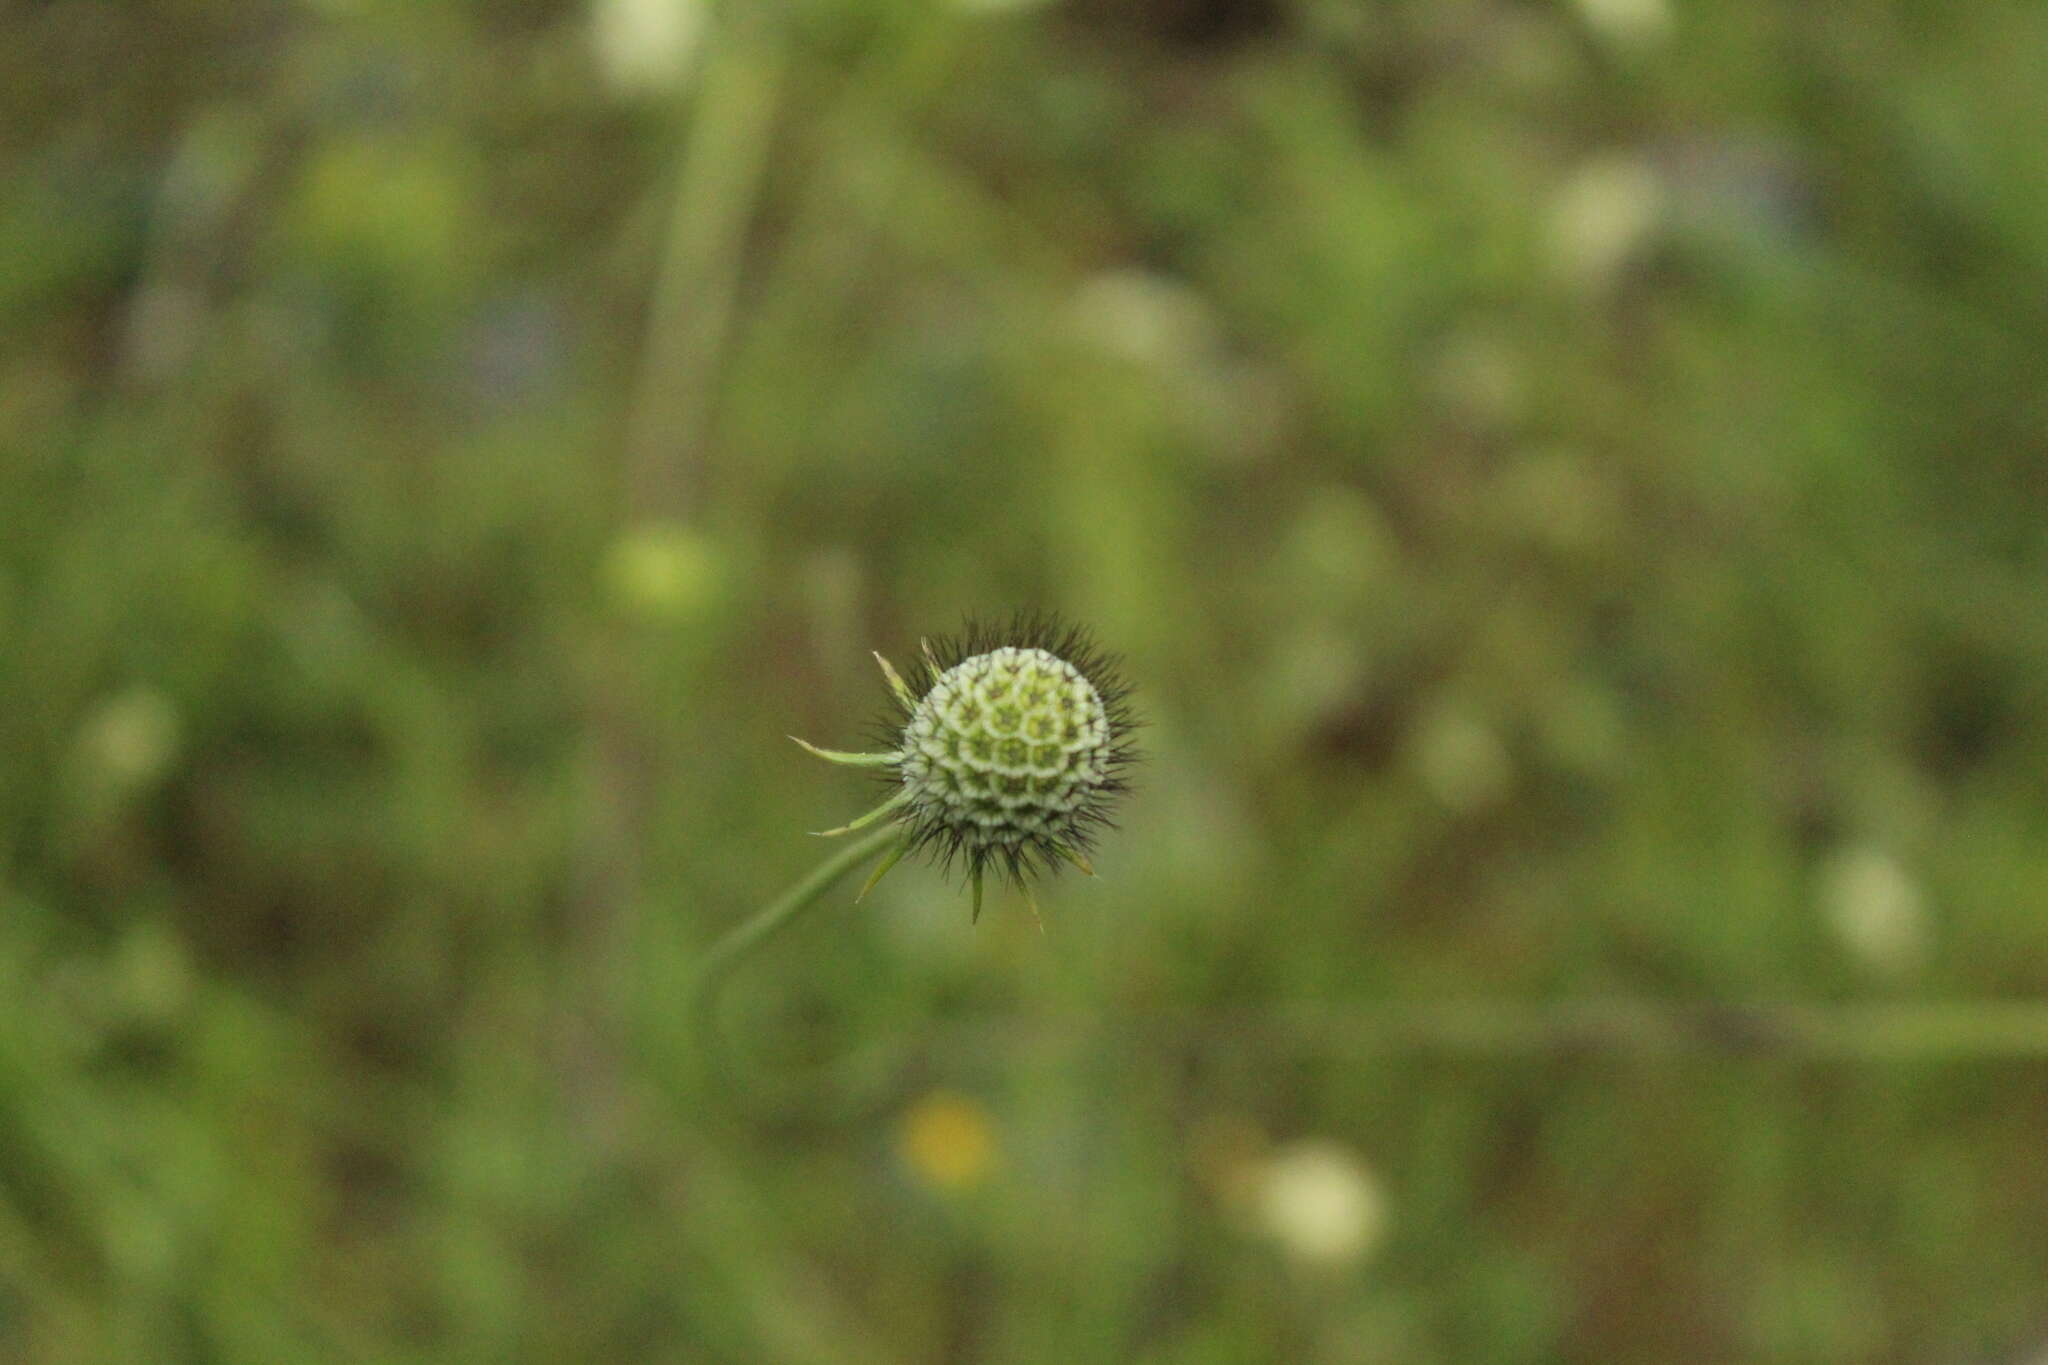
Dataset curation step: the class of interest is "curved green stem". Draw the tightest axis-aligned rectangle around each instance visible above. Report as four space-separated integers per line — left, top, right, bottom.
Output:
689 824 904 1091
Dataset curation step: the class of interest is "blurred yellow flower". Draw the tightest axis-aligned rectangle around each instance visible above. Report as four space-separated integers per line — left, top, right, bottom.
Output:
897 1091 998 1192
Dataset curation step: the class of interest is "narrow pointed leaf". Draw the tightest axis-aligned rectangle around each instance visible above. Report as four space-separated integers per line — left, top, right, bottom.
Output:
812 789 910 838
789 736 899 768
873 652 915 710
855 834 912 902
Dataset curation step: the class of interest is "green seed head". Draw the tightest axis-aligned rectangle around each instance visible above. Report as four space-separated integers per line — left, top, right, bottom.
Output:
899 646 1113 859
793 612 1138 917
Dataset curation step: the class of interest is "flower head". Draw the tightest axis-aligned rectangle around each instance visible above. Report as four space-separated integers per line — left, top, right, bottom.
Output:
1254 1139 1389 1270
793 611 1138 920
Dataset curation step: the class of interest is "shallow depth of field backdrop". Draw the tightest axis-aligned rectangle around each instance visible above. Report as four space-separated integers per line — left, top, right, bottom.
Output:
6 1 2048 1361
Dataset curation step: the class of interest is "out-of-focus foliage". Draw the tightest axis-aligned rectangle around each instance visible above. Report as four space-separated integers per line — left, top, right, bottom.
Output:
4 0 2048 1360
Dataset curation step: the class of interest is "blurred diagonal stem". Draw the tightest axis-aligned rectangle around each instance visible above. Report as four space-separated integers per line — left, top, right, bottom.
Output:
689 825 902 1092
626 23 785 510
909 1000 2048 1062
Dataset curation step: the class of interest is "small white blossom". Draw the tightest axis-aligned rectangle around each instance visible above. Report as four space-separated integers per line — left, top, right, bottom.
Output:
1572 0 1674 53
1255 1140 1389 1270
1548 155 1665 291
76 688 182 795
1819 846 1929 977
1068 269 1219 372
591 0 706 97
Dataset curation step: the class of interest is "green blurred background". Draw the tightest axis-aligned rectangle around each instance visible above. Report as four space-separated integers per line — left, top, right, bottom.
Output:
7 0 2048 1360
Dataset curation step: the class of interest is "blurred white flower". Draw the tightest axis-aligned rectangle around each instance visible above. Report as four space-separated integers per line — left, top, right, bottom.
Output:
75 688 182 796
1411 706 1514 813
1255 1139 1389 1270
1572 0 1673 53
1818 846 1929 977
1067 269 1219 371
1548 155 1665 291
591 0 706 97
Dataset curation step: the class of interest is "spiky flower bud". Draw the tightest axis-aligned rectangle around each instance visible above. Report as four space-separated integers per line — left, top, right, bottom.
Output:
793 612 1138 921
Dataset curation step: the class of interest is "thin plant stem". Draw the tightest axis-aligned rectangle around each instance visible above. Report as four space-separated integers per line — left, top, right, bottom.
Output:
625 24 785 514
901 1000 2048 1064
689 824 902 1090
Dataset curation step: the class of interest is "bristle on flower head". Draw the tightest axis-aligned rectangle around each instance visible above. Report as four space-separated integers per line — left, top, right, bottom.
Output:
793 610 1139 919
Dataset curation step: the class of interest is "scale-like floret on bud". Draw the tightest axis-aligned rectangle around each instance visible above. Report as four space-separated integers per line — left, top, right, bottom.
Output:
794 611 1138 920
